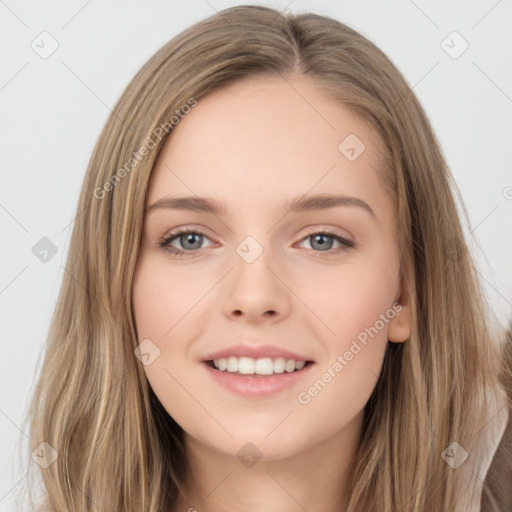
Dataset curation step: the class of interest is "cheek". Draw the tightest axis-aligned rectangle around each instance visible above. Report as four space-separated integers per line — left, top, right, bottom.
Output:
131 257 208 425
337 277 396 341
131 258 192 385
132 267 168 342
132 255 209 340
300 255 400 412
295 270 395 429
305 255 400 348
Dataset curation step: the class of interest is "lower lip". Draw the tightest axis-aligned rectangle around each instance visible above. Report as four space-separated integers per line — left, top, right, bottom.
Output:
202 361 315 397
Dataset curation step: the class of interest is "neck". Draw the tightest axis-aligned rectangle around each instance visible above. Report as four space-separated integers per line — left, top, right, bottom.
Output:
173 412 363 512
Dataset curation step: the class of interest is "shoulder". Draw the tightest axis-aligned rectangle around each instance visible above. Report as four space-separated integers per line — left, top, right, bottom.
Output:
480 386 512 511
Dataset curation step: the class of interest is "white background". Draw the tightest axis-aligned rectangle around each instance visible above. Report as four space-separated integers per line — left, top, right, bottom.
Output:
1 1 511 509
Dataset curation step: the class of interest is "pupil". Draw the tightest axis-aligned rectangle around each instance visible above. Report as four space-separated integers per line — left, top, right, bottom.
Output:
312 234 332 251
182 233 202 250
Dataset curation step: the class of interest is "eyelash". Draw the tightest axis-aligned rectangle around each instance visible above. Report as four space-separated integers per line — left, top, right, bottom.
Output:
158 227 355 258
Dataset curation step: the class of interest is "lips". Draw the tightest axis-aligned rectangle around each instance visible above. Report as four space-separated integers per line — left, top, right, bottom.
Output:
202 355 316 397
201 343 313 363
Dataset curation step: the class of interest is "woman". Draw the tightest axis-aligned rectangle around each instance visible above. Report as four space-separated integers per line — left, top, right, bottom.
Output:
25 5 511 511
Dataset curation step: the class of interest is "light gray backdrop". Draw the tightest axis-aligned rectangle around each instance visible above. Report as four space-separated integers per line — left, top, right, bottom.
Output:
1 1 511 510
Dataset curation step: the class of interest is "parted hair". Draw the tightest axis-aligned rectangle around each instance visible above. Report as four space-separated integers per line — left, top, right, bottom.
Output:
21 5 511 511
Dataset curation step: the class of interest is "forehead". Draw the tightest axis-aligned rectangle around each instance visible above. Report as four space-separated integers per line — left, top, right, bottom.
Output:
146 74 391 217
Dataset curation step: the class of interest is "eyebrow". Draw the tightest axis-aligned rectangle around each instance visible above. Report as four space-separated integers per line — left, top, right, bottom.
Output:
146 193 375 218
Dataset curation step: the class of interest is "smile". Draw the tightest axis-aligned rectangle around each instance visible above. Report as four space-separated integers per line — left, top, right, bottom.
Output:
202 358 316 397
208 356 313 375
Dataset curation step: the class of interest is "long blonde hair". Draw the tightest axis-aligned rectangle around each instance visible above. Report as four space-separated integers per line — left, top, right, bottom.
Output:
20 5 511 511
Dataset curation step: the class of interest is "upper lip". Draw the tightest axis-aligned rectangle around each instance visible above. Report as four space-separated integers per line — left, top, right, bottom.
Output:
201 344 314 362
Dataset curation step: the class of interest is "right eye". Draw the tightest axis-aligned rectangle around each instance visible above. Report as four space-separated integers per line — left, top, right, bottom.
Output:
159 228 215 257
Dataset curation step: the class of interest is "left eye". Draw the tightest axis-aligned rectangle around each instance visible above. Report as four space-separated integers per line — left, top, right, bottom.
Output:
159 228 354 257
297 230 354 252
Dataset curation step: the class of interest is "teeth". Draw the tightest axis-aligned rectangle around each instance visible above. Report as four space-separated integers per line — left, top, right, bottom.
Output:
211 356 308 375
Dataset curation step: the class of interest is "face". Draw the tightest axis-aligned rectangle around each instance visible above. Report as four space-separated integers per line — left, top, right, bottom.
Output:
132 74 411 462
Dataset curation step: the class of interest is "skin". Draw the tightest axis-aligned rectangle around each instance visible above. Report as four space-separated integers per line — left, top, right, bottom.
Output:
132 73 412 512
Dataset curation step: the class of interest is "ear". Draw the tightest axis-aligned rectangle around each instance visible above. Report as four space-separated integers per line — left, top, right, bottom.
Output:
387 280 412 343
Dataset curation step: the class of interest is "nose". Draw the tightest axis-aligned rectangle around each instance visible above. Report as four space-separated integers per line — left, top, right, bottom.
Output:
222 248 292 324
